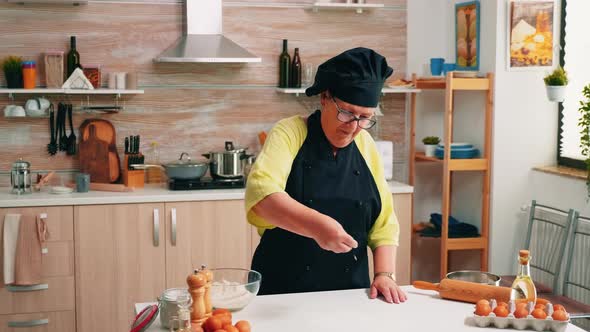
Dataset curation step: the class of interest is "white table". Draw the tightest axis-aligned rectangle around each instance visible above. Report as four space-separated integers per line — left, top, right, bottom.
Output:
137 286 585 332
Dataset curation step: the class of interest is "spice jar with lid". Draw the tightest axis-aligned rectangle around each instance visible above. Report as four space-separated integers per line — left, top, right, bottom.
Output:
22 61 37 89
158 288 192 329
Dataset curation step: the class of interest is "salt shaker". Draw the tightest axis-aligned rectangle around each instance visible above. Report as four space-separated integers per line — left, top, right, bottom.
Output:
187 270 208 324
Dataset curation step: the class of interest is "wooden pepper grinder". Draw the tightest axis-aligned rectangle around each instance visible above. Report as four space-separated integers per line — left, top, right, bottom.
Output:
186 269 208 325
200 265 214 315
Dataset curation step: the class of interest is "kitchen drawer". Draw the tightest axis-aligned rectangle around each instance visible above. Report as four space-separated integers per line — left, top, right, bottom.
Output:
0 310 75 332
0 206 74 242
0 276 75 314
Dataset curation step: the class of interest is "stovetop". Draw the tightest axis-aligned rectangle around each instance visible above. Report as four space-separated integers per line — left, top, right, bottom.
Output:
168 177 245 190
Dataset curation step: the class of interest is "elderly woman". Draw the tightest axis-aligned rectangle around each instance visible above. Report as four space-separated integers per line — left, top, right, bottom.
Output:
245 47 406 303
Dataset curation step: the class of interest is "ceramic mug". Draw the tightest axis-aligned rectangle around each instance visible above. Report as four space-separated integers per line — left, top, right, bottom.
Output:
76 173 90 193
430 58 445 76
4 105 26 117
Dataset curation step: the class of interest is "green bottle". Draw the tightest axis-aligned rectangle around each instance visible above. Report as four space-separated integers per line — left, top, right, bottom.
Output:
278 39 290 88
66 36 81 79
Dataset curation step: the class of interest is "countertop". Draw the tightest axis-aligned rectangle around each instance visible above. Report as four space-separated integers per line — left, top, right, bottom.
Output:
0 180 413 208
135 286 585 332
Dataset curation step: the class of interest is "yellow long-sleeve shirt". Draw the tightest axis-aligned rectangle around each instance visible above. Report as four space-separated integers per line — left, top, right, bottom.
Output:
245 115 399 250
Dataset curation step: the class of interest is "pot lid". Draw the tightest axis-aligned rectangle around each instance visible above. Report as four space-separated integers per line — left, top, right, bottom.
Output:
130 304 159 332
220 141 247 153
12 158 30 170
166 152 208 168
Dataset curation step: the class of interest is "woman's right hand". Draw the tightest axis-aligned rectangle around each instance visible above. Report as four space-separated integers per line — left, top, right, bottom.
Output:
312 215 358 253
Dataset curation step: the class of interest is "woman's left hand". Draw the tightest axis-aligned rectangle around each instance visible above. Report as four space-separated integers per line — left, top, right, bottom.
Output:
370 275 407 304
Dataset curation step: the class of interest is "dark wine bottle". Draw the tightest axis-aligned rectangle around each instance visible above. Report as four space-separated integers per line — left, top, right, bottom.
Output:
66 36 81 79
278 39 290 88
290 48 302 88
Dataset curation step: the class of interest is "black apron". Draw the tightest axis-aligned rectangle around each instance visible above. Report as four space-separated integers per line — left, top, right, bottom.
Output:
251 110 382 295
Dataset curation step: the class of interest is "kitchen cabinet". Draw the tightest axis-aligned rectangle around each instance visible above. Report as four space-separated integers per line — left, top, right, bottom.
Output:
0 206 75 320
74 203 166 332
165 200 252 288
366 193 412 286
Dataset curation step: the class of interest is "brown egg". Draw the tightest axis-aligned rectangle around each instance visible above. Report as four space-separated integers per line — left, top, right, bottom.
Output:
532 308 548 319
553 304 566 312
213 330 227 332
514 307 529 318
497 302 508 308
493 305 509 317
534 303 546 311
474 304 492 317
552 310 569 321
235 320 251 332
222 325 239 332
476 299 490 307
204 316 223 332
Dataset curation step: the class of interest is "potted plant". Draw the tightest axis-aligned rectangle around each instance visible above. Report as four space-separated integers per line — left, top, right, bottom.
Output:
422 136 440 157
544 66 568 102
578 84 590 197
2 56 23 88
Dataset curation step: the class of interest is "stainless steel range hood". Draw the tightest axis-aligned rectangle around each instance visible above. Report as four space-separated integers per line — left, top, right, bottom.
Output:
155 0 261 63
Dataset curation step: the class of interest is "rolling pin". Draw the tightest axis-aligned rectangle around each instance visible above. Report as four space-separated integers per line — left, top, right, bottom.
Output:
413 279 548 305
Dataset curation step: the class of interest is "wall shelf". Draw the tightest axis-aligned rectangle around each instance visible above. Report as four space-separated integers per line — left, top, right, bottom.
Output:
310 2 385 14
6 0 87 5
276 87 421 97
0 88 144 100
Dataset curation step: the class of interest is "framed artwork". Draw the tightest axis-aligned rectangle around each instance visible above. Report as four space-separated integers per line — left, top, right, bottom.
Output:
507 0 556 70
455 1 481 71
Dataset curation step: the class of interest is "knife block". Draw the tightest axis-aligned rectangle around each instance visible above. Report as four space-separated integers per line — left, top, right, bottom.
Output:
123 154 145 188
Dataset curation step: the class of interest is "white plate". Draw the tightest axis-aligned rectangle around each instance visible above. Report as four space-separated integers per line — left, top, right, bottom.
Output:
50 186 74 194
453 71 478 78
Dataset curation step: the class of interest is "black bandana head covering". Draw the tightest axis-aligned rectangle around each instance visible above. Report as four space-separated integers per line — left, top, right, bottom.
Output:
305 47 393 107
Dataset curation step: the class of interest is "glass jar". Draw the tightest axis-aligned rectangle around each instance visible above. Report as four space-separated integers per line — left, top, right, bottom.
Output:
158 288 192 329
22 61 36 89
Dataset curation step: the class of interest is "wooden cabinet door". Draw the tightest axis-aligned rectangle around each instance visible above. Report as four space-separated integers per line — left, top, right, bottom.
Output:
75 203 166 332
0 206 74 315
165 200 251 288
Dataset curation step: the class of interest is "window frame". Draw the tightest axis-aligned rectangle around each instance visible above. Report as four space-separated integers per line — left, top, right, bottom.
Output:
557 0 585 169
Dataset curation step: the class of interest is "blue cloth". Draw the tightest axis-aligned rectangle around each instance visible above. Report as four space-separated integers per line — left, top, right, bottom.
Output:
420 213 479 238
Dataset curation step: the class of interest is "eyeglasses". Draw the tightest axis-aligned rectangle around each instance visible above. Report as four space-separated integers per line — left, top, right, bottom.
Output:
331 97 377 130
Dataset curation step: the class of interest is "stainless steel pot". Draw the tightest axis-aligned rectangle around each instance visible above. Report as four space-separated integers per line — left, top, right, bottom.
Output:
446 270 501 286
203 141 253 179
131 152 208 180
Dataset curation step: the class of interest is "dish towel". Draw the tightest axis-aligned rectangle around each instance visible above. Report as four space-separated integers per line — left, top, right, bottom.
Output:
3 214 21 285
14 215 48 285
420 213 480 238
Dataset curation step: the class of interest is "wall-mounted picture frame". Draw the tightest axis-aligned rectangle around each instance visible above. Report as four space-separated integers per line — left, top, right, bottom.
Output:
507 0 556 70
455 1 481 71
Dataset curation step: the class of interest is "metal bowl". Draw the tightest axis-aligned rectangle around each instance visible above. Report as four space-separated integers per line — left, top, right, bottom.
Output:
446 270 501 286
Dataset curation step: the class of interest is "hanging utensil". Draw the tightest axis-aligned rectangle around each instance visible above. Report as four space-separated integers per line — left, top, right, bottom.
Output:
60 103 68 152
67 104 77 155
47 108 57 155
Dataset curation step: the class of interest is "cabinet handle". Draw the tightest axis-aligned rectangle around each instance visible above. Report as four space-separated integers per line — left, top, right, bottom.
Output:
6 284 49 292
171 208 177 246
8 318 49 327
153 208 160 247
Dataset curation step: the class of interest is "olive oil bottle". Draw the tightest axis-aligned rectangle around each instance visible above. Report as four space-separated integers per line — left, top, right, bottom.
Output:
510 250 537 304
278 39 290 88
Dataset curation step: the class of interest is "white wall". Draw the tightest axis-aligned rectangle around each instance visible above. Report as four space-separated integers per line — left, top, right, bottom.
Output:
408 0 586 277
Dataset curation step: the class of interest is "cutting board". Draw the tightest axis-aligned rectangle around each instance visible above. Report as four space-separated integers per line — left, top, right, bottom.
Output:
79 119 120 183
